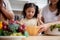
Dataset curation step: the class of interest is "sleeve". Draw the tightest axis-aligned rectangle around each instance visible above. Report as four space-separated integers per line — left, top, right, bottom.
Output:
3 0 13 13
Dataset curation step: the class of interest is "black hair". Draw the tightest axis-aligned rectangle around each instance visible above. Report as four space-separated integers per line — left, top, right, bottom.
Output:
22 3 39 18
56 0 60 16
48 0 60 16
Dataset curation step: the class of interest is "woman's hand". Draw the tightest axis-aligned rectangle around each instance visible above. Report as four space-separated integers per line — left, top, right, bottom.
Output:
38 24 49 33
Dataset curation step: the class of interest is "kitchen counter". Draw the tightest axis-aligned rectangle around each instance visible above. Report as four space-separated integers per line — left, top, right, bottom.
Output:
24 36 60 40
0 36 60 40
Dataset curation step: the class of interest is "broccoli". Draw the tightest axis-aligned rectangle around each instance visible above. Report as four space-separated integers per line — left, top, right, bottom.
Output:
50 24 60 31
8 23 19 33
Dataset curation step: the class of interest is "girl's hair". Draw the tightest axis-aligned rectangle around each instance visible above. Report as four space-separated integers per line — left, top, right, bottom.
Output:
22 3 39 18
48 0 60 16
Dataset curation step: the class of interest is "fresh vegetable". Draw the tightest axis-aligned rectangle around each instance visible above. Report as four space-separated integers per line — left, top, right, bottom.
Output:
0 29 3 36
8 23 19 33
0 20 27 36
24 31 29 37
50 24 60 31
56 24 60 28
10 33 23 36
2 31 12 36
0 21 3 29
18 24 26 34
50 24 56 31
2 23 8 31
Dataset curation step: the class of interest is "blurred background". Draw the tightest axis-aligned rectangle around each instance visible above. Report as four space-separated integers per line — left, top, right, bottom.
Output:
9 0 47 20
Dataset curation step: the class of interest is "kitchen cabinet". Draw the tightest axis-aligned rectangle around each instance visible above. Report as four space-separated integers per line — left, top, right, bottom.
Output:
9 0 47 11
29 0 47 9
9 0 29 11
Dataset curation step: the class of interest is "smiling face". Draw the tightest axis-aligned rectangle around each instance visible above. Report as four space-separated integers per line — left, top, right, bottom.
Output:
25 7 35 19
49 0 59 5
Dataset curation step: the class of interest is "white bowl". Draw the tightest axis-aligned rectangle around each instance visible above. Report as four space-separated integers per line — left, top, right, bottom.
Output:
0 36 26 40
45 28 60 36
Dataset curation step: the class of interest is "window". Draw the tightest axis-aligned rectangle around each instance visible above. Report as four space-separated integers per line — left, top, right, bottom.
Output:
29 0 47 9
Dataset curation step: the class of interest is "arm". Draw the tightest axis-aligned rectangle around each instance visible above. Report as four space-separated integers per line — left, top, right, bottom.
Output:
37 17 44 26
1 0 14 20
39 21 60 32
37 11 44 26
1 7 14 20
38 13 60 31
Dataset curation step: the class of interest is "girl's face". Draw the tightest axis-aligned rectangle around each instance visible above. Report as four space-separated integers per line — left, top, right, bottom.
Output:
25 7 35 19
50 0 59 5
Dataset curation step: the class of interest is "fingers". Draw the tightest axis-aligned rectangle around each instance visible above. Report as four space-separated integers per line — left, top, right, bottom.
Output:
38 25 44 33
38 24 49 33
38 27 44 33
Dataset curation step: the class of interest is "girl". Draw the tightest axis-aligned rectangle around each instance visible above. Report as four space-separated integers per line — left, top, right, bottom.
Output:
20 3 43 26
20 3 43 35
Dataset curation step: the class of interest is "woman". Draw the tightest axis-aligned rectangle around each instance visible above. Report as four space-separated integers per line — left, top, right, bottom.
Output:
38 0 60 34
41 0 60 23
0 0 14 21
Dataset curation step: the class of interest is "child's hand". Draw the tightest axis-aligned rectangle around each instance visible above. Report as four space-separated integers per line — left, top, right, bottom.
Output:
37 13 42 19
38 25 44 33
38 24 49 33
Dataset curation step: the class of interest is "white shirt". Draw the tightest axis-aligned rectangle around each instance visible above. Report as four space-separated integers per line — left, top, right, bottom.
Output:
20 18 38 26
3 0 13 13
42 5 60 23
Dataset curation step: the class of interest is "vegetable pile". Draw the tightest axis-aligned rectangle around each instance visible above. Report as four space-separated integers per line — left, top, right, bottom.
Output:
0 20 29 36
50 24 60 31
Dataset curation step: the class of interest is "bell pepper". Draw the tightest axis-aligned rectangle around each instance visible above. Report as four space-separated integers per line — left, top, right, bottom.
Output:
0 21 3 29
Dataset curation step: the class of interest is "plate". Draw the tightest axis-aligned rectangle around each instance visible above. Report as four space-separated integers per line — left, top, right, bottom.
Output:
45 28 60 36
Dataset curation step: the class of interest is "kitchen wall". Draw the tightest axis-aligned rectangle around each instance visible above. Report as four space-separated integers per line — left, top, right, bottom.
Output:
9 0 47 20
9 0 29 16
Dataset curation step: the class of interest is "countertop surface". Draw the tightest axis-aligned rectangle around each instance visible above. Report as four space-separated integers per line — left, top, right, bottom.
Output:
0 36 60 40
24 36 60 40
